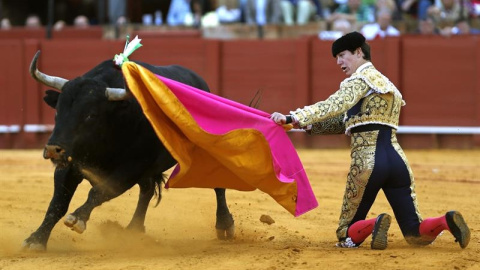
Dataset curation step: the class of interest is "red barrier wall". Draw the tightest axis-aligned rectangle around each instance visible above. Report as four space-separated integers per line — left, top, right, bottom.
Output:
0 26 104 40
0 40 24 148
131 29 201 39
0 36 478 149
401 35 478 126
51 26 103 39
0 28 46 40
20 39 45 148
399 35 480 148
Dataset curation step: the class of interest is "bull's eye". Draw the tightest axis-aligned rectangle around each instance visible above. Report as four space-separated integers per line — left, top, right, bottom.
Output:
85 114 97 122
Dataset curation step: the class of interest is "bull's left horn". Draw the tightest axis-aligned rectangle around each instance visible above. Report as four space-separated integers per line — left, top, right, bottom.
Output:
105 87 132 100
30 50 68 90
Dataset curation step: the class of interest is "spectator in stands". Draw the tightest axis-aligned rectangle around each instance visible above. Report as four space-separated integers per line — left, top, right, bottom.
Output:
453 17 480 33
245 0 283 25
441 17 480 35
25 14 42 28
384 0 403 20
375 0 398 15
360 8 400 39
335 17 354 32
234 0 247 22
167 0 194 26
317 0 335 18
416 15 441 34
190 0 205 27
362 0 378 21
216 0 242 24
108 0 127 25
427 0 469 27
280 0 317 25
327 0 375 29
53 20 66 31
312 0 325 19
401 0 434 20
1 18 12 30
319 18 353 39
472 0 480 17
52 15 89 31
73 15 90 28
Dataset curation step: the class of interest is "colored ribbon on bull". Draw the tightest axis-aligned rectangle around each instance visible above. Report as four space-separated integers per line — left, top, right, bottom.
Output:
121 62 318 217
113 35 143 67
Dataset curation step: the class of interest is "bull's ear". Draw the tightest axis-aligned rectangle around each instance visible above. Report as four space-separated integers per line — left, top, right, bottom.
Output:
43 89 61 108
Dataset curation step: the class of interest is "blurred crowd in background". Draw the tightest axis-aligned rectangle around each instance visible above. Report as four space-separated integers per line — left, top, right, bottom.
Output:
1 0 479 39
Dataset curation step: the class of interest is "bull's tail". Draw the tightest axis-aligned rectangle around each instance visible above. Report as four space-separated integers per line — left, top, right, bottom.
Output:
152 174 167 207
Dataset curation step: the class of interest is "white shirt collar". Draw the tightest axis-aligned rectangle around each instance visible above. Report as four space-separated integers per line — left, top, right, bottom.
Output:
355 62 373 73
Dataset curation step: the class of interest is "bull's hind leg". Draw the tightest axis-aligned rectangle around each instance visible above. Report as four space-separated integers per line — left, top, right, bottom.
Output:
64 184 130 233
125 178 158 232
214 188 235 240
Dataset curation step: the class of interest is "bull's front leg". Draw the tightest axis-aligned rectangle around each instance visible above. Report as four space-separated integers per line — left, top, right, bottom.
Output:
64 182 131 233
22 167 82 251
214 188 235 240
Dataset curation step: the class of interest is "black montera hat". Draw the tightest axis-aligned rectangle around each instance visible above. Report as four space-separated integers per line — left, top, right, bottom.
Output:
331 31 366 58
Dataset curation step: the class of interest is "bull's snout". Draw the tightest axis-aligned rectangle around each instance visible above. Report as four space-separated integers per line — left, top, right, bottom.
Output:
43 145 65 160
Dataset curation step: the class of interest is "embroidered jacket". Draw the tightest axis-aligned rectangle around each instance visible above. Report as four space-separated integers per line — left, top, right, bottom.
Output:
290 62 405 135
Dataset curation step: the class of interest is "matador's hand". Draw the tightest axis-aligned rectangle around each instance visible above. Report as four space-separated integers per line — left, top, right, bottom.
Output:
270 112 287 125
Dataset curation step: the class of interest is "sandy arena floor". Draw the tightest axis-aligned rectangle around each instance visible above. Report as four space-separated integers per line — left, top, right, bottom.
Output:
0 148 478 270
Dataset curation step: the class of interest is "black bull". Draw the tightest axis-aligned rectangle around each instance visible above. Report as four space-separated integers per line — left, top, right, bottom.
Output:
22 51 235 251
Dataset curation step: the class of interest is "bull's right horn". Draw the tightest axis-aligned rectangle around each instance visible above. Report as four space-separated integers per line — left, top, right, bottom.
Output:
105 87 132 100
30 50 68 90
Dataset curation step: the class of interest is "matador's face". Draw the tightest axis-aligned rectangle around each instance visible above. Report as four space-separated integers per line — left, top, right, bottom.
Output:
335 48 366 76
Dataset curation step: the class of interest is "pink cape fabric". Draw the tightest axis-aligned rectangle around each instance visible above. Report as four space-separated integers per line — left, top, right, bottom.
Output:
122 62 318 216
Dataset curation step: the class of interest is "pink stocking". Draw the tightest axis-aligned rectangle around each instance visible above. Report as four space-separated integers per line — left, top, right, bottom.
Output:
348 218 376 244
419 215 449 240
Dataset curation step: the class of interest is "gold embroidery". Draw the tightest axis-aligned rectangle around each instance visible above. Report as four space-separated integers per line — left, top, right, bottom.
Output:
291 79 369 127
345 91 403 134
350 63 400 95
309 114 346 135
336 130 378 240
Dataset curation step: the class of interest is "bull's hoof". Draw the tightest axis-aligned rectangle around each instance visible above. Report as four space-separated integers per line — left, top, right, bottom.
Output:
21 240 46 252
126 223 146 233
64 214 86 234
216 224 235 240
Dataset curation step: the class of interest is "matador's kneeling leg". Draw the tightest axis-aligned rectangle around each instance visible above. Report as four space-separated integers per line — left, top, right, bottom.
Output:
336 213 392 250
419 211 470 248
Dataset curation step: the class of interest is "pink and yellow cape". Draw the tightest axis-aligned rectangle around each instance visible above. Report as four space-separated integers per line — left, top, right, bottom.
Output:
121 62 318 216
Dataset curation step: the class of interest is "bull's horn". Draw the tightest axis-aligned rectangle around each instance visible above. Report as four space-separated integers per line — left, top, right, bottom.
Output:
105 87 132 100
30 50 68 90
